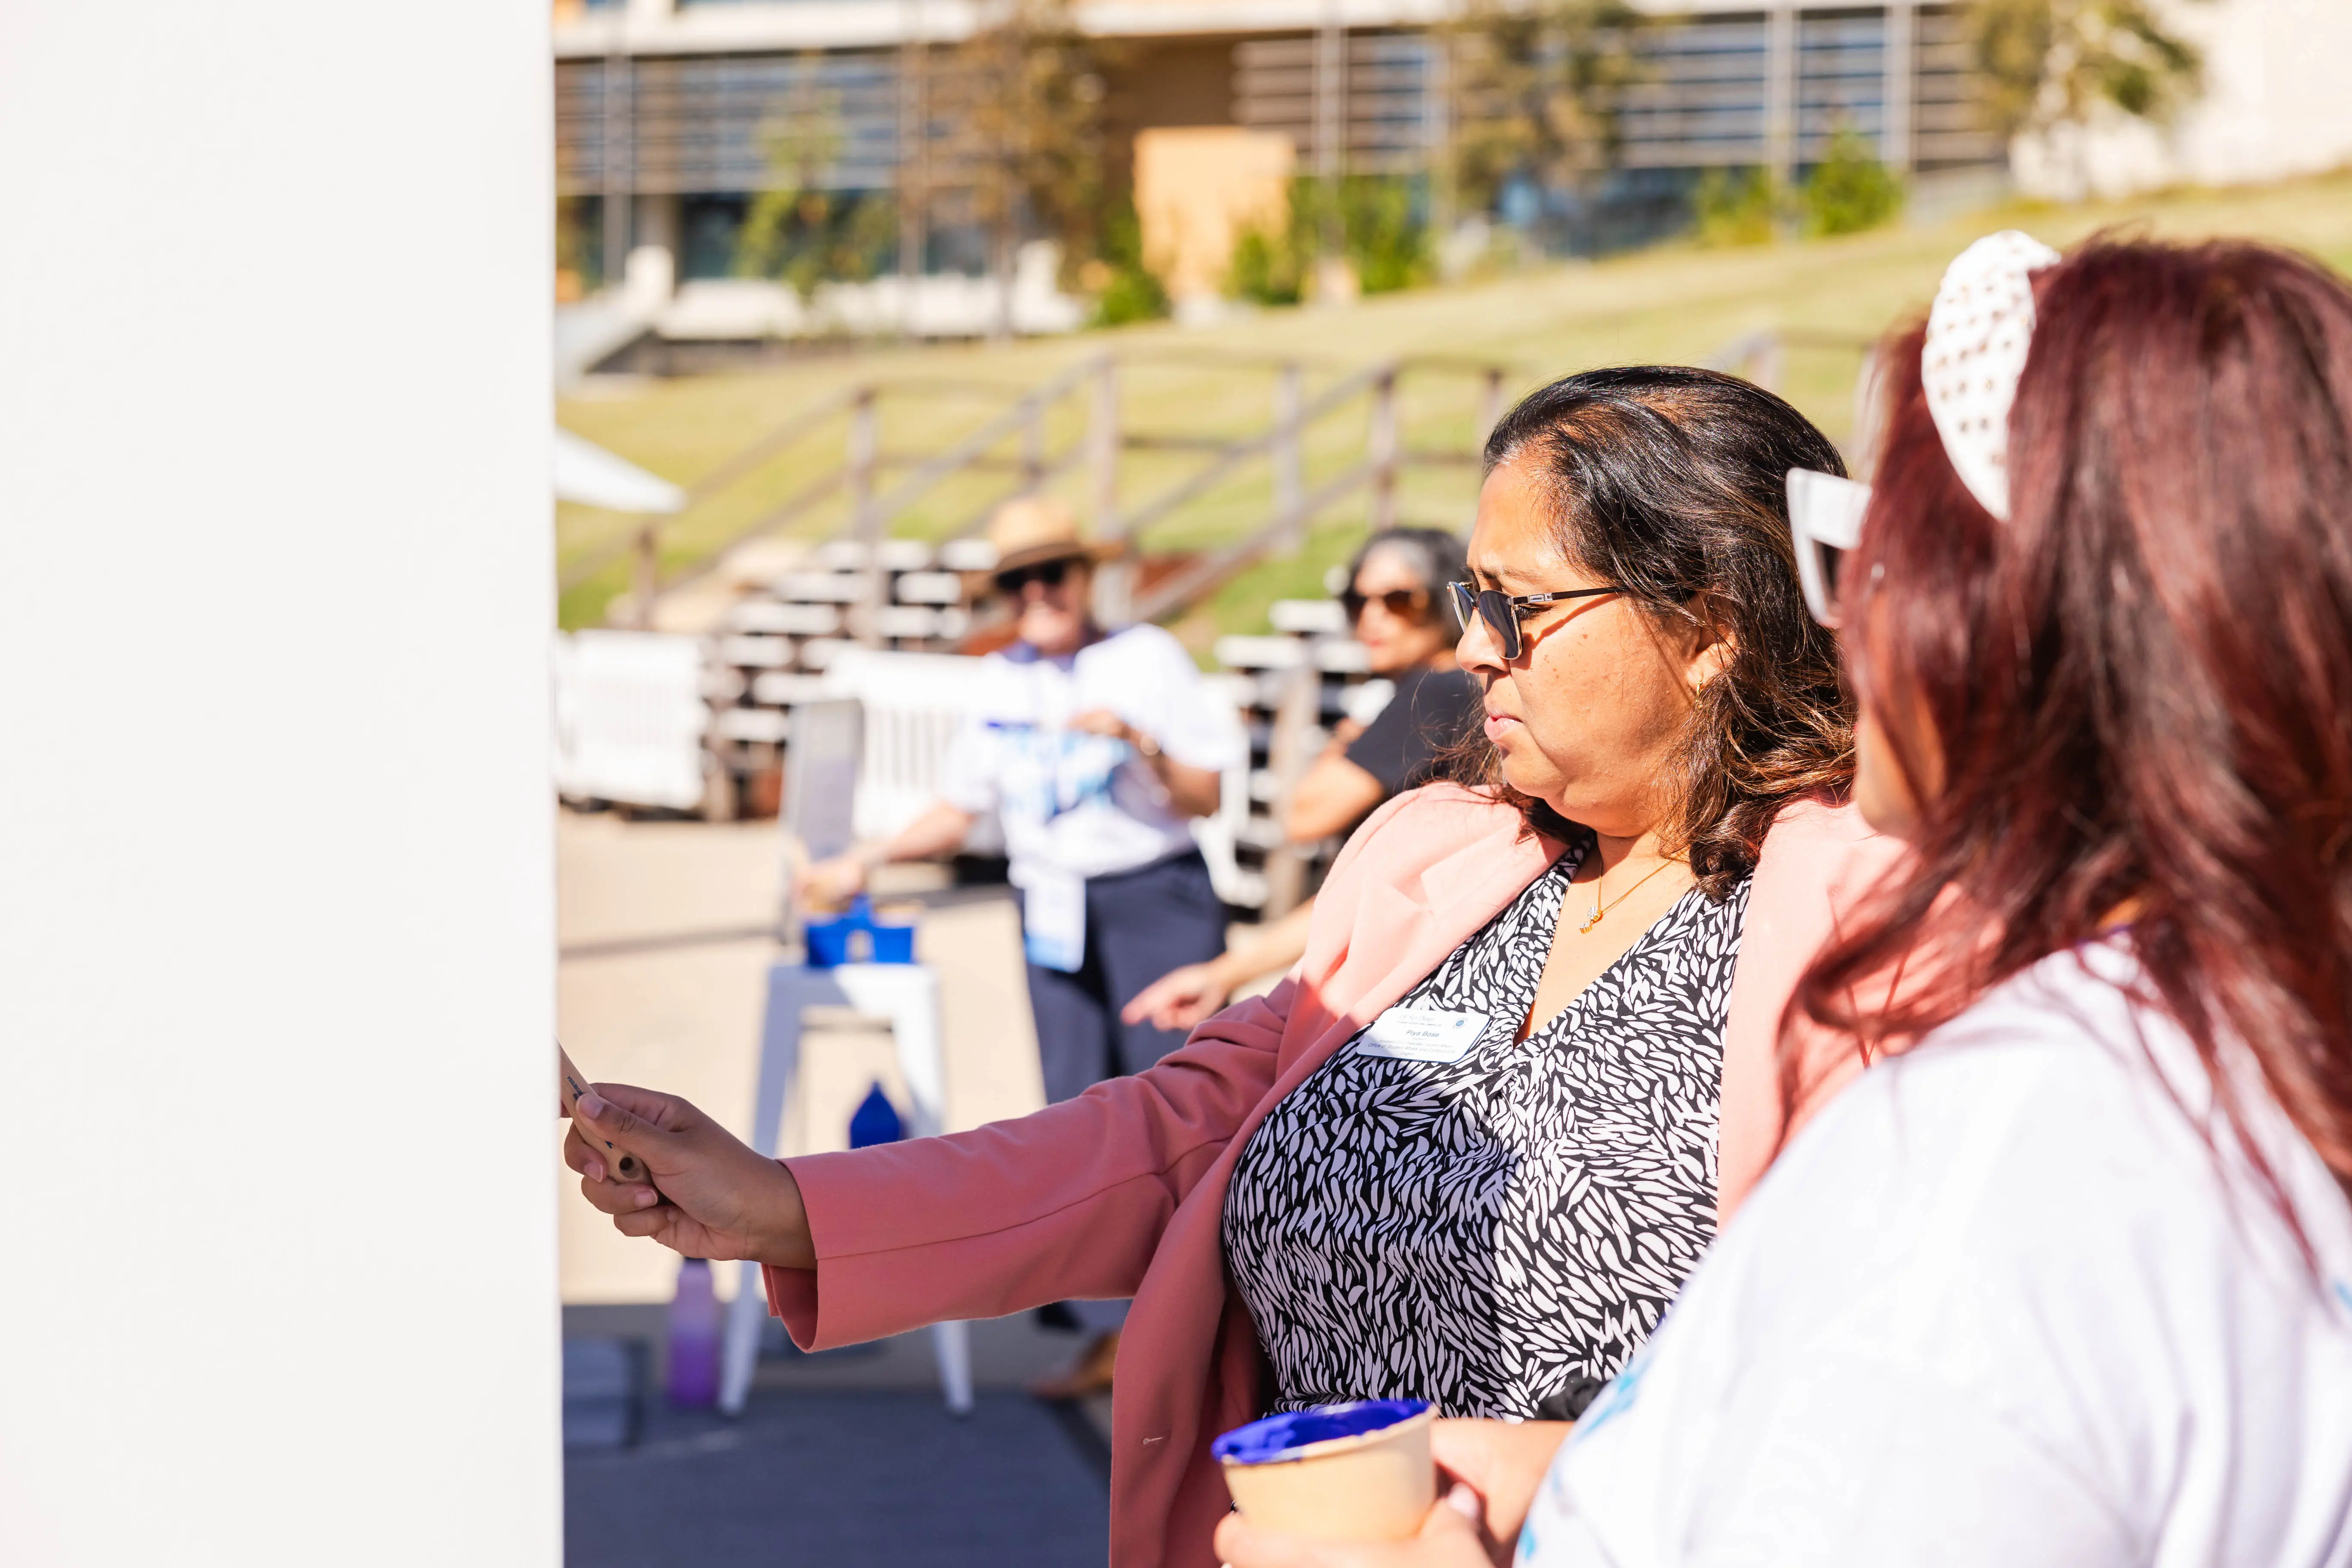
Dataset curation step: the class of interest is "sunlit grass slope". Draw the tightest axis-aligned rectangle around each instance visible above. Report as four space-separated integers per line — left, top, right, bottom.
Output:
558 170 2352 636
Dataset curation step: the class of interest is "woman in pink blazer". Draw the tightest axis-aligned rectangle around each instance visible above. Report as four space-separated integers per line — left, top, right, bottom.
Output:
568 368 1902 1568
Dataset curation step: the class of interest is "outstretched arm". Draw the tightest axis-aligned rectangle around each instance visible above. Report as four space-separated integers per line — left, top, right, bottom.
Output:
564 980 1296 1347
767 981 1295 1346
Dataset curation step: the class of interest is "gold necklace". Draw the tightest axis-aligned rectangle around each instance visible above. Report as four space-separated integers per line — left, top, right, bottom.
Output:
1577 855 1678 934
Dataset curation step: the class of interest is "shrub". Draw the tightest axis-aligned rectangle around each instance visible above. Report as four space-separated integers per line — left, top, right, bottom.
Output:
1091 200 1170 326
1694 168 1779 247
1095 264 1171 326
1227 175 1433 306
1228 226 1305 306
1800 127 1905 236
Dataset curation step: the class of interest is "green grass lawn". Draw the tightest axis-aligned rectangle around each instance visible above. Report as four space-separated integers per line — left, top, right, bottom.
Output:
558 170 2352 638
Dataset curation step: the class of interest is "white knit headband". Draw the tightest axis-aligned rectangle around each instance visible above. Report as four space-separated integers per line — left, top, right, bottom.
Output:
1921 230 2061 520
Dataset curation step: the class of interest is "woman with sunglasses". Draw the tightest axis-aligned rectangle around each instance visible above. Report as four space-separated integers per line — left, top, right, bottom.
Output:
1219 236 2352 1568
564 369 1899 1568
1124 527 1483 1035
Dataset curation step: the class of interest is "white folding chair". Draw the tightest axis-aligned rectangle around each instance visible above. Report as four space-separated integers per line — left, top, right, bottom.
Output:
550 629 709 810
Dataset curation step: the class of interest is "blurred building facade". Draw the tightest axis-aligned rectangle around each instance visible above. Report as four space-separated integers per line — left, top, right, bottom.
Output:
554 0 2351 309
554 0 2003 298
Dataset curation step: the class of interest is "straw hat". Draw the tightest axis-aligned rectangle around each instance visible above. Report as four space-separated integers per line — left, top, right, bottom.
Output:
980 495 1124 576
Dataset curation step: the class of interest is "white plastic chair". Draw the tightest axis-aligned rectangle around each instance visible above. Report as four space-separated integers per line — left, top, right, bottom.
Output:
719 960 971 1418
1191 672 1258 906
550 630 708 810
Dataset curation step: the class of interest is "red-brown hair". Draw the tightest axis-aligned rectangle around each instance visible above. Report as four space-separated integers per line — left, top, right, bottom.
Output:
1793 237 2352 1204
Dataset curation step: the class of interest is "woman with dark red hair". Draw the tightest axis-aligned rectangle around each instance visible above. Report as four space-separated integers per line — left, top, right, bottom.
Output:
1219 235 2352 1568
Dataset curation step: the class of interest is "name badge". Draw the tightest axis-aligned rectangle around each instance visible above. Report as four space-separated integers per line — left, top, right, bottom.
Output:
1352 1005 1489 1064
1021 866 1087 974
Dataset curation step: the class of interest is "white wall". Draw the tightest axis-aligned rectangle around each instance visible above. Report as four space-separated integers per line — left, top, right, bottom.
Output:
2013 0 2352 199
0 5 559 1566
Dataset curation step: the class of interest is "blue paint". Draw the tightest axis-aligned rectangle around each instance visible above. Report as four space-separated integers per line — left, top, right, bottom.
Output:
1212 1400 1430 1465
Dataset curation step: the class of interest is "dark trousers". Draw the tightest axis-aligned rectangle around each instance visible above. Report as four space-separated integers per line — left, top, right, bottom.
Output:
1024 848 1229 1106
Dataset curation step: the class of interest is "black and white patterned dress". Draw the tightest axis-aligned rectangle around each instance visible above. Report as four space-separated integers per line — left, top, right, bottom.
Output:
1222 840 1750 1420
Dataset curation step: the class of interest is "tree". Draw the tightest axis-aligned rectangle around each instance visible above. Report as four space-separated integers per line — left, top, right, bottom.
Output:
1964 0 2204 178
943 0 1115 328
735 56 897 297
1447 0 1648 241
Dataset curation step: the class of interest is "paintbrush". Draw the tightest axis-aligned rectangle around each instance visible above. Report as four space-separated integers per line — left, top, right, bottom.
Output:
557 1042 650 1185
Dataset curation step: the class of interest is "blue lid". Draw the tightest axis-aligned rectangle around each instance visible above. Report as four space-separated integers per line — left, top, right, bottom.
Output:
1211 1399 1430 1464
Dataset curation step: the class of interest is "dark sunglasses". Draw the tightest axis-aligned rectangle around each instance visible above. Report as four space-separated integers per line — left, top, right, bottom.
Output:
1445 580 1622 660
1339 586 1431 624
993 557 1072 597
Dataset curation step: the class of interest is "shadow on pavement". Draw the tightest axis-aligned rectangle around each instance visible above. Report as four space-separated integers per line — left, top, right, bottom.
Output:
566 1387 1111 1568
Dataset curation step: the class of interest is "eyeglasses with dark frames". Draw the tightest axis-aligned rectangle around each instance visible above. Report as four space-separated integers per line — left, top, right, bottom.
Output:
1339 586 1431 624
993 557 1073 597
1445 581 1623 660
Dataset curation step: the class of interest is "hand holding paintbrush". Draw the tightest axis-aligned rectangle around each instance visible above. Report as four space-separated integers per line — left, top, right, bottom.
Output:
558 1043 649 1185
558 1054 816 1267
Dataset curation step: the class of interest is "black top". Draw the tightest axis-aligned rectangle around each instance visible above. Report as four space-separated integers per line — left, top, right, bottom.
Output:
1222 841 1751 1421
1343 666 1482 797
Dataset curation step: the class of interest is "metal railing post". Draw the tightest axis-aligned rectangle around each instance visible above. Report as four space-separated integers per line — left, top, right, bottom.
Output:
633 522 659 630
1089 355 1133 625
1479 365 1507 454
1089 354 1120 532
849 386 882 644
1022 395 1046 496
1368 365 1400 532
1274 359 1305 554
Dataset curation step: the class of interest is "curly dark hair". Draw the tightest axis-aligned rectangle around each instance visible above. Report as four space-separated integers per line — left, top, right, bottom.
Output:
1449 365 1856 896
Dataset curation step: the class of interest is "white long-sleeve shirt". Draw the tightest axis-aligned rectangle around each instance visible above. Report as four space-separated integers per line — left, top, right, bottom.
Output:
1521 940 2352 1568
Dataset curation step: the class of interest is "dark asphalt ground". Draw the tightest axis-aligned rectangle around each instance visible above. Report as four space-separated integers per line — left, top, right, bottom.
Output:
564 1310 1113 1568
566 1390 1109 1568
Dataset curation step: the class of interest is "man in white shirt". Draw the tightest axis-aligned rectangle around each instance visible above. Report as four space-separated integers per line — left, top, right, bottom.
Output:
799 497 1243 1394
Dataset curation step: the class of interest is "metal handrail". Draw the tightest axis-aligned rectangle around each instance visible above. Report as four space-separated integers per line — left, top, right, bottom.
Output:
854 352 1109 534
676 384 864 505
1131 458 1377 624
1115 359 1393 541
647 466 850 601
557 386 860 593
567 344 1522 625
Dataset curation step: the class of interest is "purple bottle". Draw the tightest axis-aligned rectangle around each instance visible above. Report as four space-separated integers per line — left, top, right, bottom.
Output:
665 1256 721 1408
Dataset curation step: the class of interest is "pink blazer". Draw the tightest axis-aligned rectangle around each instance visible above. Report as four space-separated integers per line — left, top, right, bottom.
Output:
767 784 1900 1568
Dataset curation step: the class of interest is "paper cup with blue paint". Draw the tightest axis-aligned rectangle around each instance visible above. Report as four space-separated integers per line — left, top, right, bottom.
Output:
1213 1399 1436 1541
